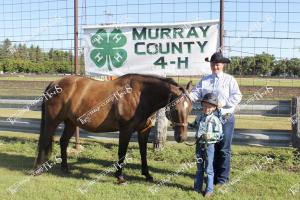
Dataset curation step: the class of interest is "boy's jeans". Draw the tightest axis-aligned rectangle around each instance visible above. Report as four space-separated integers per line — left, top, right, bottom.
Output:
194 143 215 193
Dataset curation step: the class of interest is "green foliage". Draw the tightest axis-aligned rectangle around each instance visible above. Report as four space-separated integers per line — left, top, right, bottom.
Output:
227 52 299 77
0 39 75 73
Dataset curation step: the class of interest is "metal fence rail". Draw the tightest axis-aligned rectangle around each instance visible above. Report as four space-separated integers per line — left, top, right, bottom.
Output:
0 98 291 116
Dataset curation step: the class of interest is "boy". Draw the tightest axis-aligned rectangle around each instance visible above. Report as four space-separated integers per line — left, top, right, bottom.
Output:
192 93 223 198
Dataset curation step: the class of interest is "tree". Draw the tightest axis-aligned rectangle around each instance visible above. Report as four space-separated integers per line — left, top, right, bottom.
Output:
272 59 287 76
254 53 275 76
0 39 13 59
228 56 242 75
35 46 42 62
287 58 300 77
241 56 256 75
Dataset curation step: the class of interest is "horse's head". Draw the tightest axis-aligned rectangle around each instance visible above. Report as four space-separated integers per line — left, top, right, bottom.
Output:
165 81 193 143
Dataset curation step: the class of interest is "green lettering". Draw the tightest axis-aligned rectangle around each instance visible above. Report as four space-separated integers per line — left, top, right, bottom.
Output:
159 43 170 54
147 43 158 54
148 29 159 39
135 42 146 55
173 28 184 39
160 28 172 39
132 28 146 40
196 41 208 53
183 42 194 53
153 57 168 69
177 57 188 69
199 26 210 37
186 27 199 38
171 42 182 54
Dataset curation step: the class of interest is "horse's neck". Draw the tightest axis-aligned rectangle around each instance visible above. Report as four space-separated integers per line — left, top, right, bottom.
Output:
143 79 180 112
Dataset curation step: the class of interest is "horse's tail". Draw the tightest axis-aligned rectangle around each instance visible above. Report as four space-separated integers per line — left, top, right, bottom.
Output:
34 82 54 168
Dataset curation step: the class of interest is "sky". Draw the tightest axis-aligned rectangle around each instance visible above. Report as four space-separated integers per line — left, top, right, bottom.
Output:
0 0 299 59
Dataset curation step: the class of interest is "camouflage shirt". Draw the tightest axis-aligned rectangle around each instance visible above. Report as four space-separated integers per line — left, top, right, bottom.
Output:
195 112 223 144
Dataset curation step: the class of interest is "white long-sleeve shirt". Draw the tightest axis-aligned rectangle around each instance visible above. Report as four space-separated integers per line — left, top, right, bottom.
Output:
189 72 242 115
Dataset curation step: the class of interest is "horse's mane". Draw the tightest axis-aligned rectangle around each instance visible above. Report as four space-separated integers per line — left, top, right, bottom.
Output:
122 73 179 87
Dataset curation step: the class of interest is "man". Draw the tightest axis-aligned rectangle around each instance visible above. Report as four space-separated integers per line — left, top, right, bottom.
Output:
189 51 242 185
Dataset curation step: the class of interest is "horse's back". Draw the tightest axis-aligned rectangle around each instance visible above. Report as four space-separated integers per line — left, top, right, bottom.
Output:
47 75 136 131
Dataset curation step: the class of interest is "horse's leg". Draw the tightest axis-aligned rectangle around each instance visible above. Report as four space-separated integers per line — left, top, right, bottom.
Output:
34 90 63 171
115 129 133 184
137 121 153 182
60 120 76 172
34 124 58 169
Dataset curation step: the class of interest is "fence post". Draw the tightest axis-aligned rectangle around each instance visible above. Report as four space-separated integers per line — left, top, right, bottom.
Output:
74 0 80 150
219 0 224 51
291 97 300 148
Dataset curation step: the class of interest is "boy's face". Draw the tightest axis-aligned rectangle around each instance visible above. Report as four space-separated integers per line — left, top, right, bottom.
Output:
202 101 217 115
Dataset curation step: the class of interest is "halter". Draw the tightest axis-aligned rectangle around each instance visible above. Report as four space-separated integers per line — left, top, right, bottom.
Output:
165 92 192 127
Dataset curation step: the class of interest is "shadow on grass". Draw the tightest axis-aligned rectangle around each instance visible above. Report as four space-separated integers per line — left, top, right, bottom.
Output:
0 135 36 144
67 158 194 191
0 151 194 192
0 152 35 172
0 135 195 191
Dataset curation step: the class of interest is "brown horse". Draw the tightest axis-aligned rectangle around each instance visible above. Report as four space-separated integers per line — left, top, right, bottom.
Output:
34 74 193 183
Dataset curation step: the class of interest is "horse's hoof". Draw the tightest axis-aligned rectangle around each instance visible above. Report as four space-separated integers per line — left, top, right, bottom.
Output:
31 168 43 176
117 180 128 186
146 176 154 182
60 165 69 173
116 176 127 185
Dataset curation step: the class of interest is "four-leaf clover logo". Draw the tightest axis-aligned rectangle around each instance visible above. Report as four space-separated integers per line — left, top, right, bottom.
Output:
90 28 127 71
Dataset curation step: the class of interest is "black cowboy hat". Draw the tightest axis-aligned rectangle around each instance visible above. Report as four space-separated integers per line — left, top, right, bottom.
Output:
205 52 230 64
201 93 218 107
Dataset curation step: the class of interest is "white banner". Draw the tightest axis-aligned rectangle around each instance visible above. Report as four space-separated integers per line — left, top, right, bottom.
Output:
83 20 219 76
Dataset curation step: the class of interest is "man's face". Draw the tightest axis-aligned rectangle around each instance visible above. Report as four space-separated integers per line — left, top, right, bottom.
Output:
210 62 224 74
202 101 216 115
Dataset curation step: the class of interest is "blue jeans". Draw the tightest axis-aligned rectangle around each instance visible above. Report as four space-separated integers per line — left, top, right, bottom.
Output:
194 143 215 193
214 114 235 184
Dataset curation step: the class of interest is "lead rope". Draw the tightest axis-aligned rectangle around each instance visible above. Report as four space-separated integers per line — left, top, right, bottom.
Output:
184 112 213 145
184 135 201 146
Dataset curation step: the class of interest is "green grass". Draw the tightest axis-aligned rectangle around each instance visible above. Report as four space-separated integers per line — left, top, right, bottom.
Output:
235 77 300 87
0 109 41 119
189 115 291 130
0 88 44 96
234 115 291 130
0 131 299 200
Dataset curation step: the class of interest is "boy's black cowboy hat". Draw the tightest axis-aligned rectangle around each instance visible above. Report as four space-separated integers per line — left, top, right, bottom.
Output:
205 52 230 64
201 93 218 107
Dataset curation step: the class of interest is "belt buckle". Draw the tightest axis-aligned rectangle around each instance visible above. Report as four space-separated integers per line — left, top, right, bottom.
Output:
222 113 232 122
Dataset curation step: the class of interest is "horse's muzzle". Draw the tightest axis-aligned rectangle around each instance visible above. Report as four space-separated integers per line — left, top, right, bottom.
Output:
175 132 188 143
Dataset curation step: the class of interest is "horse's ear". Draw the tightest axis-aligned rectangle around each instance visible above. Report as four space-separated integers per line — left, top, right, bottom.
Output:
186 81 193 92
